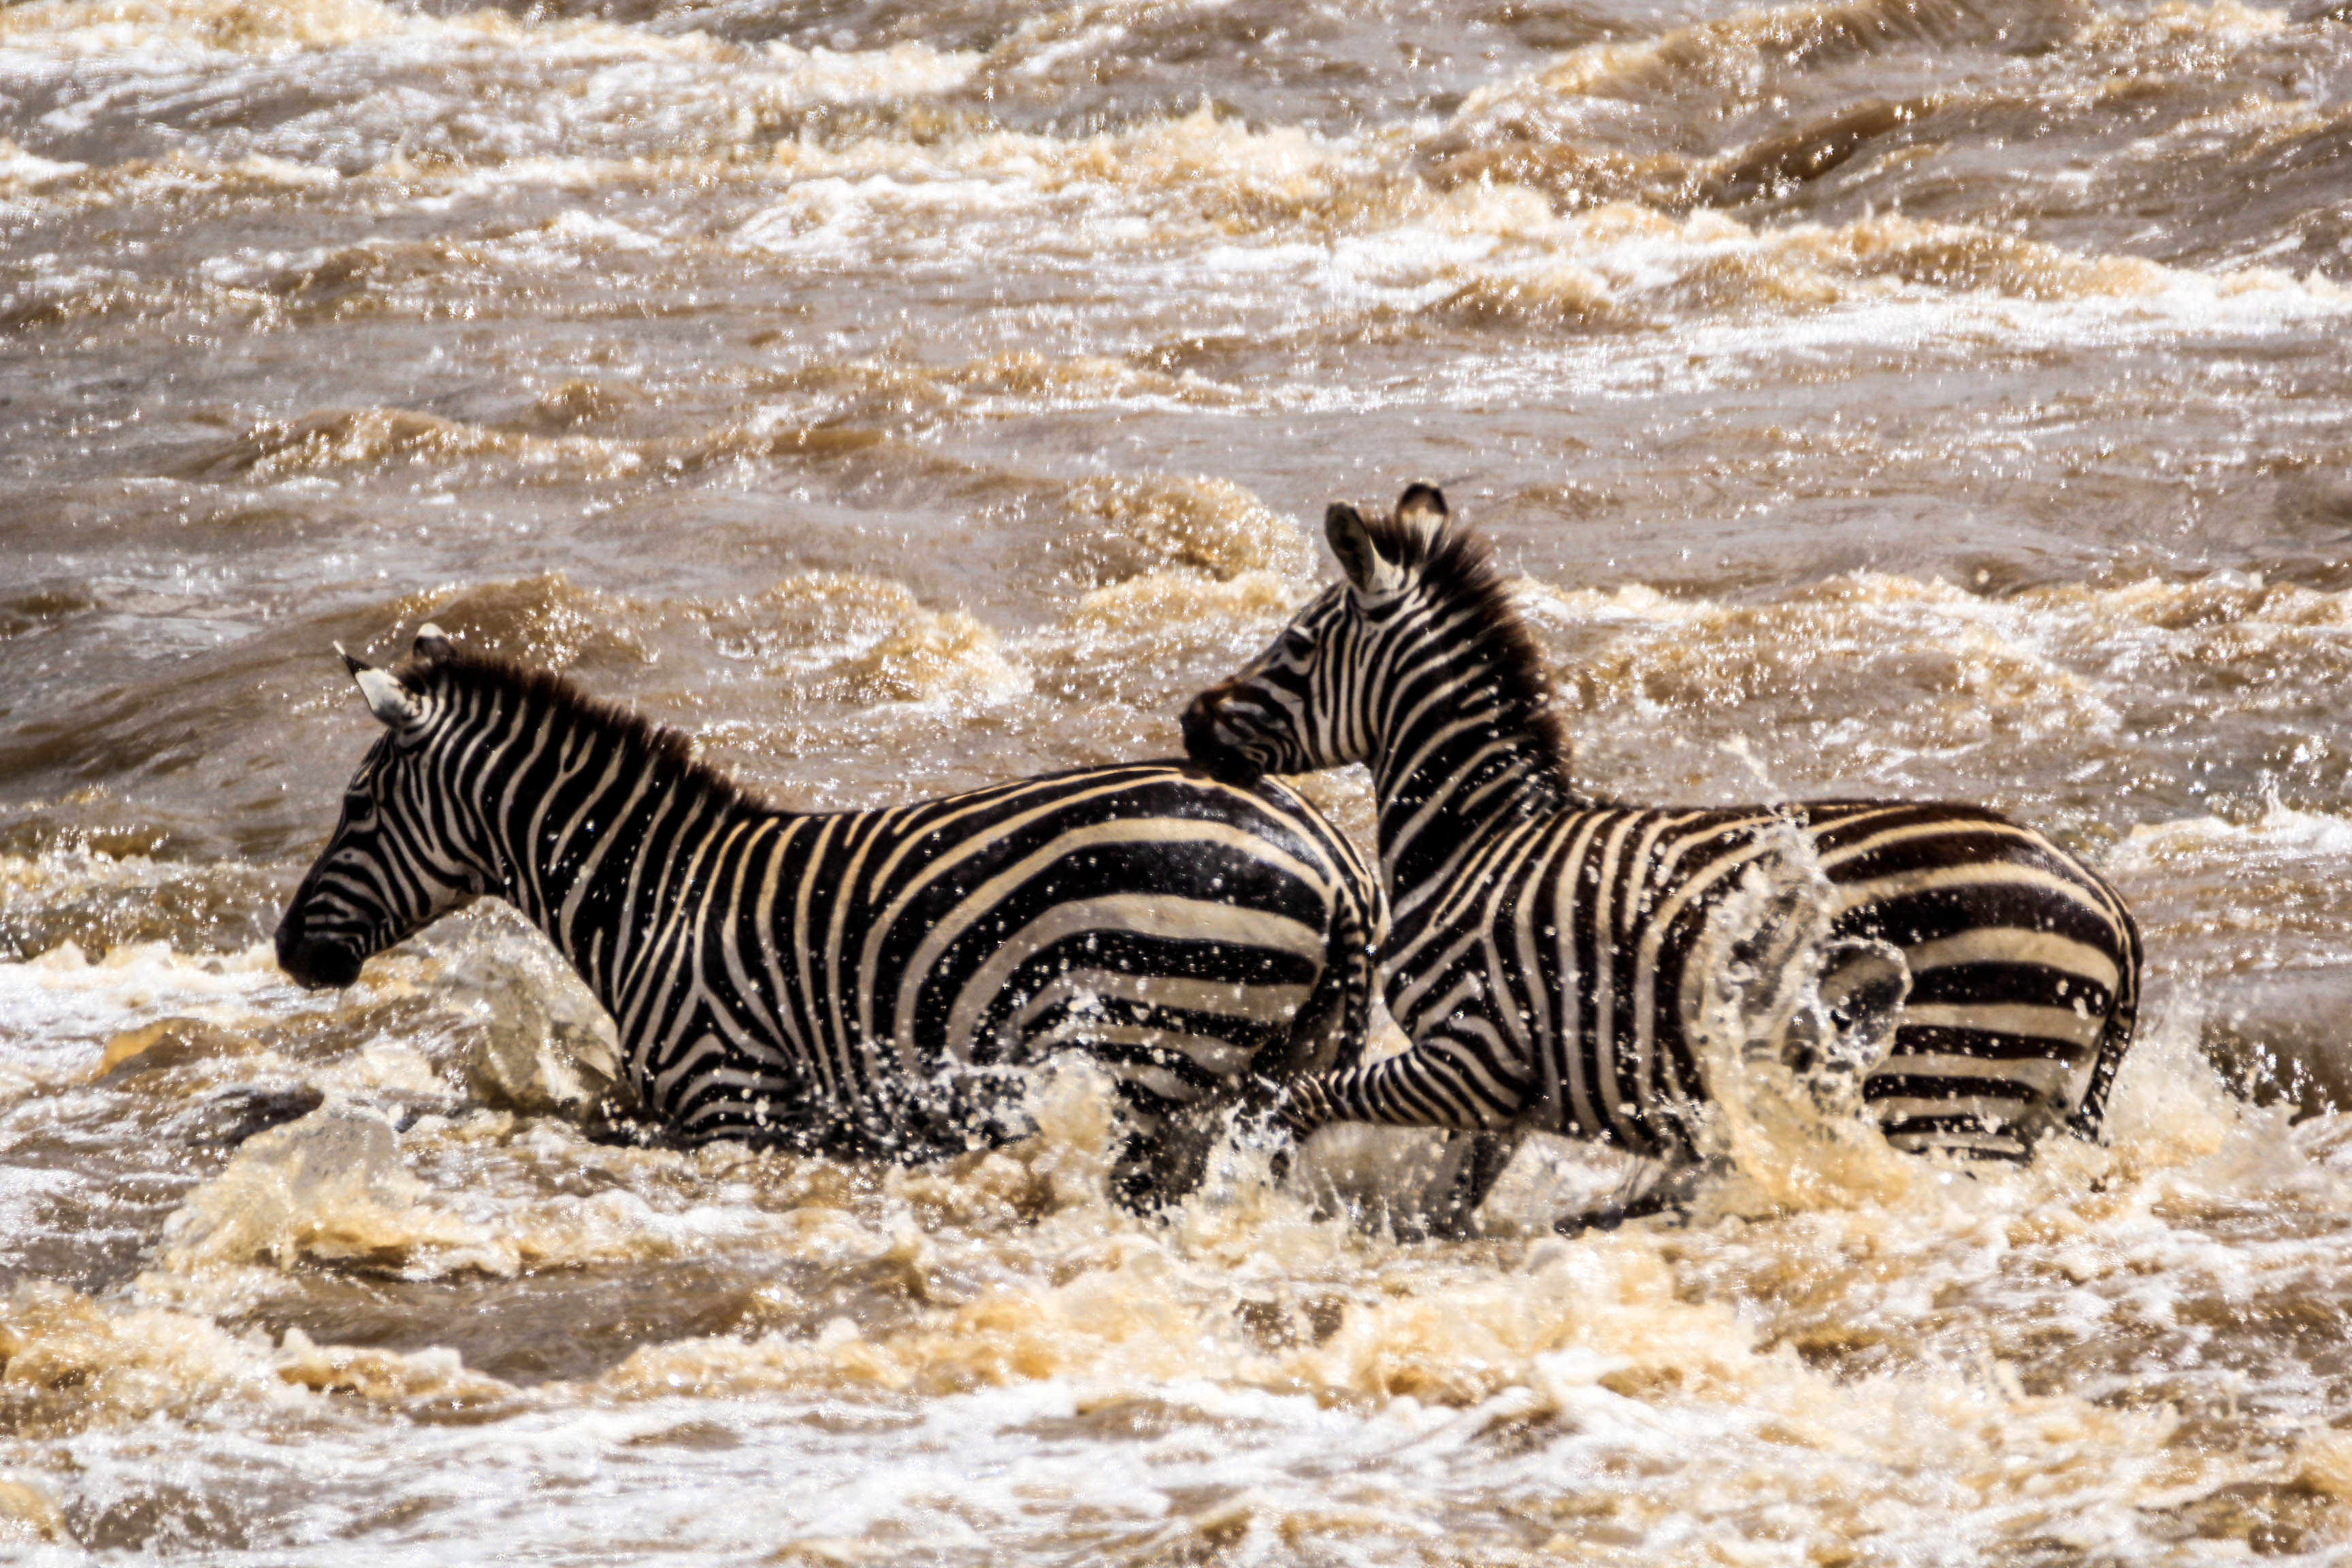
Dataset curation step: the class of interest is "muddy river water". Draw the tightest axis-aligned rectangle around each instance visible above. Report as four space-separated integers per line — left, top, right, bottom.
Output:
5 0 2352 1558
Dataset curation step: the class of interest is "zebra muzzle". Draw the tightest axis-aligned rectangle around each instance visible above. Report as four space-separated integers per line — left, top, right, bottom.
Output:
274 921 365 990
1180 685 1263 785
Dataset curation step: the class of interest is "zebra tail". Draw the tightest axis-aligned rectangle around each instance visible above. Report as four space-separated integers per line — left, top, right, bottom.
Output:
1250 872 1382 1094
2068 900 2146 1143
1318 886 1380 1079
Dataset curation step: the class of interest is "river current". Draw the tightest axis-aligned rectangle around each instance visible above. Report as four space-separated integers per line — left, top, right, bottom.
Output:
5 0 2352 1559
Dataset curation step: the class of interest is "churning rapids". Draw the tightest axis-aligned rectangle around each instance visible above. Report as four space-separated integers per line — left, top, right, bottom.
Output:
6 0 2352 1559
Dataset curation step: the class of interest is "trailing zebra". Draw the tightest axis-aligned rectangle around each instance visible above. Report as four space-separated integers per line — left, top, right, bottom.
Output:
276 627 1384 1203
1183 486 2142 1222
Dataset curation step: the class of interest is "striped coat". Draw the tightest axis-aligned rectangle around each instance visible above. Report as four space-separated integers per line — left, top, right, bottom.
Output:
278 630 1382 1200
1183 487 2140 1174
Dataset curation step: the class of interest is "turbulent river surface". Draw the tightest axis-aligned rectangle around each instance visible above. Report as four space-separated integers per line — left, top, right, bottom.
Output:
6 0 2352 1559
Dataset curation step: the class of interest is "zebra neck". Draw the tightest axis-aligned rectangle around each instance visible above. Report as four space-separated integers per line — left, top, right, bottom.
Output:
466 710 764 1011
1369 675 1565 910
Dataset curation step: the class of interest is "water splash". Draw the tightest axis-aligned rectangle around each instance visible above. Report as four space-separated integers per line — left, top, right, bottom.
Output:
1682 819 1923 1216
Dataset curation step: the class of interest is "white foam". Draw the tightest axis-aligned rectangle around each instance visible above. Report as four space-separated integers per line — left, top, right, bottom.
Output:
760 41 979 103
2114 798 2352 872
0 136 83 185
0 894 2341 1561
0 938 289 1079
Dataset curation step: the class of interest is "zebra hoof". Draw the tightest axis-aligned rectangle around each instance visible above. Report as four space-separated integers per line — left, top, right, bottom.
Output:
1266 1141 1294 1185
1553 1193 1686 1236
582 1112 680 1150
189 1084 327 1147
1554 1156 1725 1235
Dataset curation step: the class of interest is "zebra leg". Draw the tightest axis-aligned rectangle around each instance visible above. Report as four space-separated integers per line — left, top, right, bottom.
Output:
1109 1086 1226 1211
1237 887 1379 1200
1420 1129 1524 1240
1277 1030 1533 1138
922 1066 1039 1155
1096 911 1378 1211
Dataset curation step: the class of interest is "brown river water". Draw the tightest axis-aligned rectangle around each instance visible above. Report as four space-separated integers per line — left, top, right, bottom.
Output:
6 0 2352 1558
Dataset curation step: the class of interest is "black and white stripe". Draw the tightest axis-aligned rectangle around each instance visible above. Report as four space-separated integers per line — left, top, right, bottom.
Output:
277 628 1383 1200
1183 487 2141 1178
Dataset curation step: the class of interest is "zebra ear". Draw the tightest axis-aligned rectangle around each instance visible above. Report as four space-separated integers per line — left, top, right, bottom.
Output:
1326 503 1411 600
1396 484 1449 551
413 622 452 659
336 644 420 728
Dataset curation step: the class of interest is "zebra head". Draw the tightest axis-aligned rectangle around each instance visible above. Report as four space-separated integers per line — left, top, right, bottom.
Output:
1182 483 1454 782
275 624 489 990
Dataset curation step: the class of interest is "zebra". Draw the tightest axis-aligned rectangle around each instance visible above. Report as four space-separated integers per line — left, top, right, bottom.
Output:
1182 485 2142 1224
276 625 1384 1203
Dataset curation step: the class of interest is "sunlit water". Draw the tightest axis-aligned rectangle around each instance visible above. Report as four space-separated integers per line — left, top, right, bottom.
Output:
6 0 2352 1559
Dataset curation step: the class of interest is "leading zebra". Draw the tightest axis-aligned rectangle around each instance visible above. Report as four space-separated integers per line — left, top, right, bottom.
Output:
1183 486 2142 1219
276 627 1384 1203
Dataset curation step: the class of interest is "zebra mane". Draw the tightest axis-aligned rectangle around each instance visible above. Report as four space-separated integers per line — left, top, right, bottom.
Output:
1357 508 1576 788
391 643 766 815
